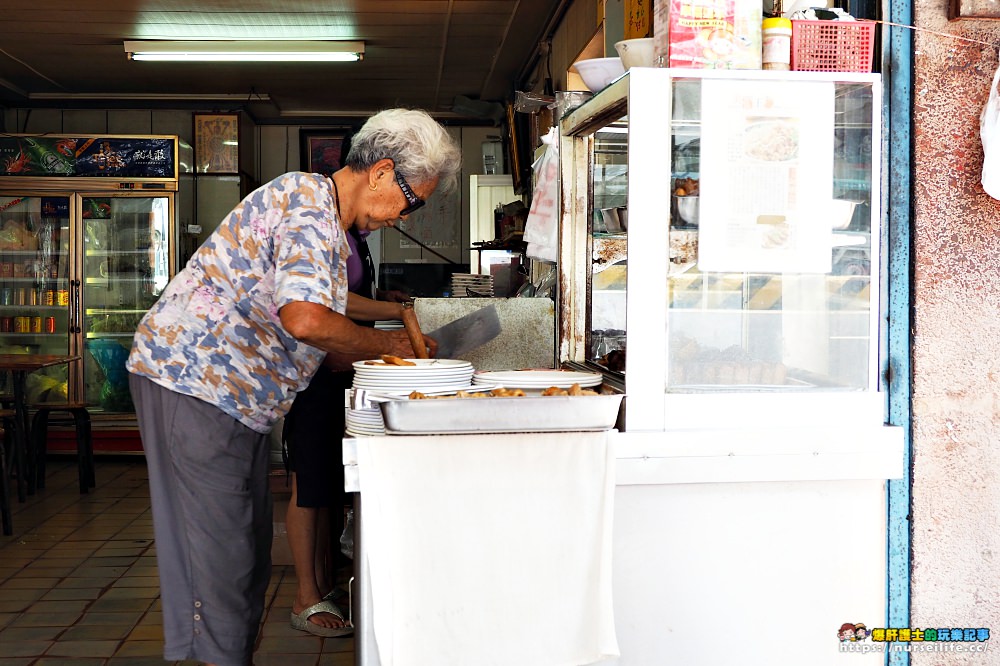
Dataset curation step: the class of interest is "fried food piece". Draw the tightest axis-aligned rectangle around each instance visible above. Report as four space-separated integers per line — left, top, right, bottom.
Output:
567 383 599 396
381 354 416 366
541 386 569 396
408 391 428 400
490 387 526 397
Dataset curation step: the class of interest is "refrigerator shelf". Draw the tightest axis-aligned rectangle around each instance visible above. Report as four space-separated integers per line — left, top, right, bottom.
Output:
0 250 68 256
85 276 155 285
85 249 158 256
0 333 61 338
86 308 147 315
0 305 65 311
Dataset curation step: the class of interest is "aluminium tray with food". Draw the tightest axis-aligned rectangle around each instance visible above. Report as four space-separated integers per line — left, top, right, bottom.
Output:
377 392 624 434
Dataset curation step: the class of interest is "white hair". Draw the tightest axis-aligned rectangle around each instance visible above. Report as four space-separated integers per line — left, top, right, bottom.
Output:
345 108 463 193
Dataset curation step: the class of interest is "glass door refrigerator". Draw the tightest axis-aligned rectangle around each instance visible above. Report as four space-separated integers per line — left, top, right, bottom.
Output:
0 135 177 435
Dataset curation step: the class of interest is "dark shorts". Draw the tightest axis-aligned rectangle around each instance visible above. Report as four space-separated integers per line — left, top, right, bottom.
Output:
283 366 352 508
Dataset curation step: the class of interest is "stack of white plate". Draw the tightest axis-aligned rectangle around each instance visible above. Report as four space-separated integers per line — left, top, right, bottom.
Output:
352 358 476 394
472 369 603 391
450 273 494 297
345 406 386 437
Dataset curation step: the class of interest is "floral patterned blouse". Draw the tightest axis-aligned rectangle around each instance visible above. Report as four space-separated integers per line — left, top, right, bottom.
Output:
127 171 350 433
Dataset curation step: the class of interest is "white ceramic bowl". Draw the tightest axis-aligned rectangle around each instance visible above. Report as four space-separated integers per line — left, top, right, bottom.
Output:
572 57 625 93
614 38 656 69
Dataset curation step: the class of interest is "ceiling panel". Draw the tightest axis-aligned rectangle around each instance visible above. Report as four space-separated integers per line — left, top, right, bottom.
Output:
0 0 565 122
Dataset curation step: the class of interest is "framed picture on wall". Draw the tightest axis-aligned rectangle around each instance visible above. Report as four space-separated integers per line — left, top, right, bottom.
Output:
300 131 349 175
194 113 239 174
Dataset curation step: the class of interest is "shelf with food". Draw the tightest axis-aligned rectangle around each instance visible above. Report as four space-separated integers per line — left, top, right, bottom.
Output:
0 277 68 284
592 236 627 270
0 304 65 311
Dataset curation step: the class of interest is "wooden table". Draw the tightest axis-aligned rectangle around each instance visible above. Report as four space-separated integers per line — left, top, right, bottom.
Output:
0 354 80 504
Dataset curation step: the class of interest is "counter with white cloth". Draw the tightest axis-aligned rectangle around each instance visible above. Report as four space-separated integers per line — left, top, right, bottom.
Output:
347 431 618 666
346 423 904 666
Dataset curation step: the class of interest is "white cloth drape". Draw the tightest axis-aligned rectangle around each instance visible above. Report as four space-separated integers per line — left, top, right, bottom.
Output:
356 431 619 666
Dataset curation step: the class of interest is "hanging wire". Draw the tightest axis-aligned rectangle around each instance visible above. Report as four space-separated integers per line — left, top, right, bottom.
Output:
875 18 996 48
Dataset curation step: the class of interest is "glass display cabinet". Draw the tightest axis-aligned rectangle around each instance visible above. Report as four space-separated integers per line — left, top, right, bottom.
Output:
558 68 886 433
81 194 172 412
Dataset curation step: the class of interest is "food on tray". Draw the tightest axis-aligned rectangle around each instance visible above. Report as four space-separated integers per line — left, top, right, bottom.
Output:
674 177 699 196
491 387 527 397
380 354 416 366
669 335 787 385
542 383 599 397
598 349 627 373
407 384 597 400
408 389 491 400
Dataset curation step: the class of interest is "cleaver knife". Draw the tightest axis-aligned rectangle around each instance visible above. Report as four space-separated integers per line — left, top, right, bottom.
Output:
426 304 502 359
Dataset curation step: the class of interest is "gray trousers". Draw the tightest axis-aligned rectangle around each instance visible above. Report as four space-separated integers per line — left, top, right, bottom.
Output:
129 373 273 666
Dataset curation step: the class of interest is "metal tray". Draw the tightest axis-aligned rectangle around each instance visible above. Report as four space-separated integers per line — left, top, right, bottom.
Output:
377 393 624 435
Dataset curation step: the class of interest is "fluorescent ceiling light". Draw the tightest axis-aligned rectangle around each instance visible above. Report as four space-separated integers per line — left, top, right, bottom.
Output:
124 40 364 62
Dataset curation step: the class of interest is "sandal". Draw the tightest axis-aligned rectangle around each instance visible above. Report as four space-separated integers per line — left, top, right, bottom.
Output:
290 599 354 638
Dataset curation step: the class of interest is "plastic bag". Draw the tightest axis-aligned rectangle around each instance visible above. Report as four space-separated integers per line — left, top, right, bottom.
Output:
339 507 354 559
980 61 1000 199
522 128 560 262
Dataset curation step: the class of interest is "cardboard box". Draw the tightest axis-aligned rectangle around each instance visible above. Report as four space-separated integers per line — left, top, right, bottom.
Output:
668 0 762 69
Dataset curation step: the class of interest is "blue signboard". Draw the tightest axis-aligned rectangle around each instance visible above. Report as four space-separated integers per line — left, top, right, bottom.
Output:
0 136 175 178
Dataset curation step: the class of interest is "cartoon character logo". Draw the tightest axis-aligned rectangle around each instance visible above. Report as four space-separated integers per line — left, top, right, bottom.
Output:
839 622 858 642
855 623 869 641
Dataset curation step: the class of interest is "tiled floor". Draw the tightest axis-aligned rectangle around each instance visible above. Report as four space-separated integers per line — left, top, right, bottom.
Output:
0 458 356 665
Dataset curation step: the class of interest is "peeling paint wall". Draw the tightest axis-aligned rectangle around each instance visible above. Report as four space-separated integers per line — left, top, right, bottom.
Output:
911 2 1000 661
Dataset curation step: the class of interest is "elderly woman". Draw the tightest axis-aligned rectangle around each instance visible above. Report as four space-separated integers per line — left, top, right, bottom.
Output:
126 108 461 666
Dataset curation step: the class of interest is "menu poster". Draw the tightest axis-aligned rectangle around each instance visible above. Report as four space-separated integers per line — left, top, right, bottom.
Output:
696 79 836 273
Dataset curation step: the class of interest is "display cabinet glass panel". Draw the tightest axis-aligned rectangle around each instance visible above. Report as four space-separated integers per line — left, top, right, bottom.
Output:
0 195 72 402
82 195 171 413
559 69 883 430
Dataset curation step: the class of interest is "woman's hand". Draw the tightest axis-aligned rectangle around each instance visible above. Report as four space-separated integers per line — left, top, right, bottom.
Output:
377 289 413 304
384 329 438 358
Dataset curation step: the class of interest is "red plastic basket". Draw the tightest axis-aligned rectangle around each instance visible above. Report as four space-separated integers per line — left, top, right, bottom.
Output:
791 19 876 73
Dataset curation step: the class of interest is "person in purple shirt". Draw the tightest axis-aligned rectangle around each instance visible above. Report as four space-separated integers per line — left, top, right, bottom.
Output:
283 197 410 638
127 108 459 666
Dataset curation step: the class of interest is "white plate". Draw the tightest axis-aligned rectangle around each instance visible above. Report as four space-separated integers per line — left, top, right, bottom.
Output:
347 414 384 425
354 371 473 381
472 370 603 389
353 359 472 372
354 376 474 384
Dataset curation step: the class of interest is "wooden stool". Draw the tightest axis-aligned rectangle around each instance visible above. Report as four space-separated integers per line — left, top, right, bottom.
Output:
31 403 94 494
0 408 19 535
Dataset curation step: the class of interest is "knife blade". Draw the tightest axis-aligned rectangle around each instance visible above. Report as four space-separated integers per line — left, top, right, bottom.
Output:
426 304 502 359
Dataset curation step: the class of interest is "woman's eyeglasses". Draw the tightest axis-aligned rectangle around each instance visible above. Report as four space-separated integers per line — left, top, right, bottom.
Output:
394 170 426 217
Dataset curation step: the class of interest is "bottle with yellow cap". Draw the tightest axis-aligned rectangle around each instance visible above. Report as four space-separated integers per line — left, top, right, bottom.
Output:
762 17 793 70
